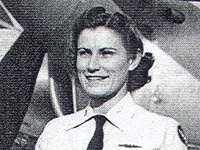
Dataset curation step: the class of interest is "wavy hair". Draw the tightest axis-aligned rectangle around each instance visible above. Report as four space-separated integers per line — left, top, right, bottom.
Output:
66 7 154 91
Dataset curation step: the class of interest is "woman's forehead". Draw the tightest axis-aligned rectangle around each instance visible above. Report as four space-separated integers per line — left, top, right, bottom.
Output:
77 26 125 50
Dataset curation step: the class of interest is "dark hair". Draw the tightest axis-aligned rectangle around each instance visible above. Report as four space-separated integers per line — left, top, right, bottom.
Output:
69 7 154 91
72 7 143 60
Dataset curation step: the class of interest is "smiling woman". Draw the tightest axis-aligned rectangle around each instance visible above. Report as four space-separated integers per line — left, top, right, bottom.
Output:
35 7 188 150
77 26 138 106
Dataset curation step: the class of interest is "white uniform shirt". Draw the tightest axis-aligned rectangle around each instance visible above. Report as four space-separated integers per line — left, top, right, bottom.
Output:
35 93 188 150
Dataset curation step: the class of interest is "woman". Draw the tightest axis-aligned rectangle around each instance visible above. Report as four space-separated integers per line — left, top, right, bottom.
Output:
36 7 188 150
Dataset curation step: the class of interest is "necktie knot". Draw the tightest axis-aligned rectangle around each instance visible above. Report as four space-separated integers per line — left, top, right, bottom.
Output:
93 115 106 127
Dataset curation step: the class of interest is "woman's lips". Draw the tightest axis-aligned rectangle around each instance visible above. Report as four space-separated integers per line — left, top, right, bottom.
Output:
86 75 109 80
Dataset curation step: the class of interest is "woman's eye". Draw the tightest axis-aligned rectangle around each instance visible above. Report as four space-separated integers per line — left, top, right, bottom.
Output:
79 51 87 55
78 49 90 57
101 50 115 57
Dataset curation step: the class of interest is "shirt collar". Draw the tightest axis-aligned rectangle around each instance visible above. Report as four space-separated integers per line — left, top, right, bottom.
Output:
83 92 144 130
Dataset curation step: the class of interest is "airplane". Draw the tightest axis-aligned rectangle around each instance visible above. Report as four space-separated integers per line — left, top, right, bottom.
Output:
0 0 199 149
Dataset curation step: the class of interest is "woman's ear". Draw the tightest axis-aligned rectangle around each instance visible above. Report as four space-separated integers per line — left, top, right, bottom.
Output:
128 52 142 71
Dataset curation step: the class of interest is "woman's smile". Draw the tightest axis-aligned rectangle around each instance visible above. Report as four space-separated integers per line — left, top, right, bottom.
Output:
81 73 110 89
85 75 109 80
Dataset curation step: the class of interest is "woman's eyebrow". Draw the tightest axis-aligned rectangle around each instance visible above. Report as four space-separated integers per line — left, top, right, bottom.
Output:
77 48 91 52
99 47 117 51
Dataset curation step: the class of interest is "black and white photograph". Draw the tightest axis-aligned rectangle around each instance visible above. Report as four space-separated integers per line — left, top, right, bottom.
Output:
0 0 200 149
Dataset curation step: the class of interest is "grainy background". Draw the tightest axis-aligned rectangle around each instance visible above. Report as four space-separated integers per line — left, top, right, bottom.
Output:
0 0 199 149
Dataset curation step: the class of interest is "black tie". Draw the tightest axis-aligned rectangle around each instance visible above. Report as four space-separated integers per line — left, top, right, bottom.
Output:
87 115 106 150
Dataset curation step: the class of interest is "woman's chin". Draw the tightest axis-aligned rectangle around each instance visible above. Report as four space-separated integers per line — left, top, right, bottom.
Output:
84 88 111 99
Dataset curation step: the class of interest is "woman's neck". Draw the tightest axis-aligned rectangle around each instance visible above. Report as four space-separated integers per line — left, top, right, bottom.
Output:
90 84 128 114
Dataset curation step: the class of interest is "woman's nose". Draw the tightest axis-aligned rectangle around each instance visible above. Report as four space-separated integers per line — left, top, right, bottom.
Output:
87 55 100 72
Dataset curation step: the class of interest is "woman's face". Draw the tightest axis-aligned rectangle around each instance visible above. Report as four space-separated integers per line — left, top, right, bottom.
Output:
76 26 138 99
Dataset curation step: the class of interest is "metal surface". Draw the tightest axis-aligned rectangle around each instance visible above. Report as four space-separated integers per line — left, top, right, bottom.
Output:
0 0 199 148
